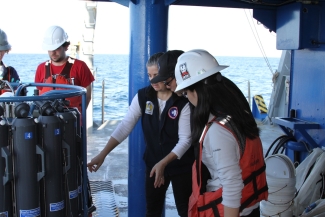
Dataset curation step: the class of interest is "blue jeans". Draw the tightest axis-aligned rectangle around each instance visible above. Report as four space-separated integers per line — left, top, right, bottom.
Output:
145 170 192 217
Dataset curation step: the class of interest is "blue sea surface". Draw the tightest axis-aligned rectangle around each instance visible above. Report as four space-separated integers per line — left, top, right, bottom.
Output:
2 54 279 122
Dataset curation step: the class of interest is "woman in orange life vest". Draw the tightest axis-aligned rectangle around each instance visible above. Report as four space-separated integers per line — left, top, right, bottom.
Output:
174 49 268 217
34 25 94 113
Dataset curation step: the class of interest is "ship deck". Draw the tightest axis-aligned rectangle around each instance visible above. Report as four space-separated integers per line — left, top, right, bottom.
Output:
86 119 284 217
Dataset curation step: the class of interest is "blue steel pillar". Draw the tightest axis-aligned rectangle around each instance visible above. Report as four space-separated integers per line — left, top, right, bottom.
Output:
128 0 168 216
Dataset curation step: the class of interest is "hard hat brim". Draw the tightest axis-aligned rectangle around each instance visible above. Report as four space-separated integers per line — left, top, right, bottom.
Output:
0 44 11 51
42 42 65 51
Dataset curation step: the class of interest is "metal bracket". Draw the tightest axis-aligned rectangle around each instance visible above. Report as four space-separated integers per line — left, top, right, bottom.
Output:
273 117 319 148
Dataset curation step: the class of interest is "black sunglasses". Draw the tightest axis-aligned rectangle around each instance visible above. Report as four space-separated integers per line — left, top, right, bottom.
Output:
163 77 175 86
182 91 188 98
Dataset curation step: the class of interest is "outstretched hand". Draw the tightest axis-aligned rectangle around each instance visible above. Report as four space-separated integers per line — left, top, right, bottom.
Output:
150 160 167 188
87 152 106 172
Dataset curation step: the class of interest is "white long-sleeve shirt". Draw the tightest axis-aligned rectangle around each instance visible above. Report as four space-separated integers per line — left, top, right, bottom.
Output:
111 93 191 159
202 114 258 216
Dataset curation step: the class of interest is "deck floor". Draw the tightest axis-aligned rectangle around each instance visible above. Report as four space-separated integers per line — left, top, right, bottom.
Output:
86 119 284 217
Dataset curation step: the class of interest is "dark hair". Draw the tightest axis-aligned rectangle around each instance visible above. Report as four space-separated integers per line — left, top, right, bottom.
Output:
189 73 260 146
62 41 70 48
146 52 164 97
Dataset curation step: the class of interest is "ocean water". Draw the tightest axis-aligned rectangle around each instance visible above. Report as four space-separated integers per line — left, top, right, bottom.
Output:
2 53 280 122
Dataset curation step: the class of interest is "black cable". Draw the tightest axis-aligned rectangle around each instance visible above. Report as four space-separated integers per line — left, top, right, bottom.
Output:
320 172 325 199
301 140 313 154
272 136 296 155
273 136 291 154
264 135 288 158
280 144 286 154
272 136 288 155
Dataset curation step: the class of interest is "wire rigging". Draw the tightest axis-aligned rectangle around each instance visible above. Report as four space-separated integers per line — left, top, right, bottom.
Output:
244 9 274 75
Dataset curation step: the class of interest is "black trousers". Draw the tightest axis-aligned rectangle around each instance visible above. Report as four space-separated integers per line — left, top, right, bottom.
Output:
145 170 192 217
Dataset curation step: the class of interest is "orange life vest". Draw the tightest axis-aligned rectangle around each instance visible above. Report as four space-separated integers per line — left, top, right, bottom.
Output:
188 116 268 217
40 58 82 112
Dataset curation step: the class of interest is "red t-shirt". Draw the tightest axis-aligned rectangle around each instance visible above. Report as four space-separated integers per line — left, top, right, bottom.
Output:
34 58 95 121
34 58 95 90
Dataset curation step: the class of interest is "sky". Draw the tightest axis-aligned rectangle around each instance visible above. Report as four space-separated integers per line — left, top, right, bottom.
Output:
0 0 282 58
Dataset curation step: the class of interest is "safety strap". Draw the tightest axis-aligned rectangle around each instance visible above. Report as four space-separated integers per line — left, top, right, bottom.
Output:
196 116 267 214
195 117 223 217
45 59 73 89
196 118 215 186
7 67 10 82
217 117 268 211
198 197 223 217
240 164 268 211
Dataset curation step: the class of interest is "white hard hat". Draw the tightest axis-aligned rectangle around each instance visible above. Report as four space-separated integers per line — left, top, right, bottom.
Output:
175 49 229 92
0 92 14 97
0 29 11 51
42 26 68 51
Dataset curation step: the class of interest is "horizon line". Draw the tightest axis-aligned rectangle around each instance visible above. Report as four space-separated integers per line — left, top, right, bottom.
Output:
7 52 281 58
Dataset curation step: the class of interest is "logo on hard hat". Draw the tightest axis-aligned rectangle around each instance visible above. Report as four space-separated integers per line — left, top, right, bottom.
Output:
179 63 190 80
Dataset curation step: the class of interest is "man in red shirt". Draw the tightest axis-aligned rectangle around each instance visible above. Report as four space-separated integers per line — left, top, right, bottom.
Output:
34 25 95 113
